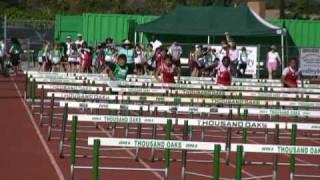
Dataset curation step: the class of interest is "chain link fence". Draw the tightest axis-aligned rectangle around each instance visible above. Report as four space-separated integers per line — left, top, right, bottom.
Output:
1 17 55 71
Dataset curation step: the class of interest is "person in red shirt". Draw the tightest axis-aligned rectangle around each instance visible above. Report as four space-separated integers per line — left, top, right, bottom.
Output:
156 47 167 69
281 58 301 88
216 56 232 86
155 54 180 83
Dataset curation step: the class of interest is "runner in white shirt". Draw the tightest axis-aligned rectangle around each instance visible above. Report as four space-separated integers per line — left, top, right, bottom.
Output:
267 45 281 79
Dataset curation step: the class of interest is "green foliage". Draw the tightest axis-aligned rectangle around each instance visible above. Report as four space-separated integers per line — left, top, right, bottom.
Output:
1 0 320 20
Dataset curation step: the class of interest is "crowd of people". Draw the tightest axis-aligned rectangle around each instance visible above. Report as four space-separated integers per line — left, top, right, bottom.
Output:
0 33 301 87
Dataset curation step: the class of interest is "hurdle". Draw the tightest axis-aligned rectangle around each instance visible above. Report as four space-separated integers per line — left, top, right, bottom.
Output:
87 137 226 180
29 75 320 95
70 118 176 180
60 113 320 160
232 142 320 180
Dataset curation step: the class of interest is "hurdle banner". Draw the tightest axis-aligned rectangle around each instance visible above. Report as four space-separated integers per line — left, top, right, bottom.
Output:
34 78 88 84
60 101 320 118
88 137 226 152
231 144 320 155
38 84 103 92
49 92 320 108
90 79 320 94
67 114 320 131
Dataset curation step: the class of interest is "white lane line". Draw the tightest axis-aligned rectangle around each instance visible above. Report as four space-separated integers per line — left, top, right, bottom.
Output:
11 77 66 180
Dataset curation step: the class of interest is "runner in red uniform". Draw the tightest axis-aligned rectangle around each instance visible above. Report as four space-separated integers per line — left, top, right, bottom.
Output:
216 56 232 86
281 58 301 88
155 55 180 83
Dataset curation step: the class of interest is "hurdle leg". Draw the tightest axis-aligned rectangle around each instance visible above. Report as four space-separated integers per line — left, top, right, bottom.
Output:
264 102 270 143
24 74 28 99
70 116 78 180
235 145 244 180
213 144 221 180
47 94 55 141
59 103 68 158
150 107 158 162
242 109 248 165
164 119 172 180
272 124 279 180
150 124 157 162
31 78 36 112
39 86 45 127
92 139 100 180
290 124 297 180
225 109 232 165
181 121 188 180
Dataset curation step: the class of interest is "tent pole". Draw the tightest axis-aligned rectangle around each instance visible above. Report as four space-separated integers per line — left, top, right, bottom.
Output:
207 35 210 45
281 31 285 71
134 32 137 45
140 32 143 44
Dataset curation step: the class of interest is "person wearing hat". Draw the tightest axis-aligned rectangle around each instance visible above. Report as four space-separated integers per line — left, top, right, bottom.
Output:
119 39 134 74
75 33 84 48
267 45 281 79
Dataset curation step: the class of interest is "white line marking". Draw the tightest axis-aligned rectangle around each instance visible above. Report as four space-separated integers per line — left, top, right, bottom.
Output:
11 77 66 180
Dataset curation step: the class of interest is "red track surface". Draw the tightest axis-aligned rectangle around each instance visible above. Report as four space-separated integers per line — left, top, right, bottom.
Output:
1 74 320 180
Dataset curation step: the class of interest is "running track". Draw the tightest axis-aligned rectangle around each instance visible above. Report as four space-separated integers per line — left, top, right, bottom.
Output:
1 74 320 180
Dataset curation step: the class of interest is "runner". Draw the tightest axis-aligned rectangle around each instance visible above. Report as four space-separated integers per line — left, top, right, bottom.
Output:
9 38 22 75
109 54 128 80
168 42 183 76
281 58 301 88
216 56 232 86
68 43 79 72
154 54 180 83
134 44 144 75
144 43 155 75
104 38 116 73
50 43 63 72
267 45 281 79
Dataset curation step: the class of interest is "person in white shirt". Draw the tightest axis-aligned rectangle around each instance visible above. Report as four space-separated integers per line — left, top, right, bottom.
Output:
0 37 5 73
75 34 84 48
267 45 281 79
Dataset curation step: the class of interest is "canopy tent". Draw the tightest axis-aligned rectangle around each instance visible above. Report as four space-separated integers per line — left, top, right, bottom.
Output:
135 6 286 70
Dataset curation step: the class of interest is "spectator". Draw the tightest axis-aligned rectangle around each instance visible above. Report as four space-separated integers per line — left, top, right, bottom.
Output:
9 38 22 75
68 43 79 72
119 40 134 74
0 37 5 73
216 56 232 86
150 35 162 52
156 46 167 69
168 42 183 74
281 58 301 88
79 42 92 73
134 44 144 75
92 44 105 73
109 54 128 80
104 38 116 73
144 43 155 75
50 43 62 72
238 47 248 78
37 43 47 71
228 42 239 77
267 45 281 79
75 34 84 48
154 54 180 83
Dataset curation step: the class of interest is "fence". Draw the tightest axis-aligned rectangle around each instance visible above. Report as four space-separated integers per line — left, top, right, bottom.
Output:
1 16 55 70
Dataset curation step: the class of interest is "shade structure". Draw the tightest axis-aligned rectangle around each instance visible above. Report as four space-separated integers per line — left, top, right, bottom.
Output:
136 6 282 37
